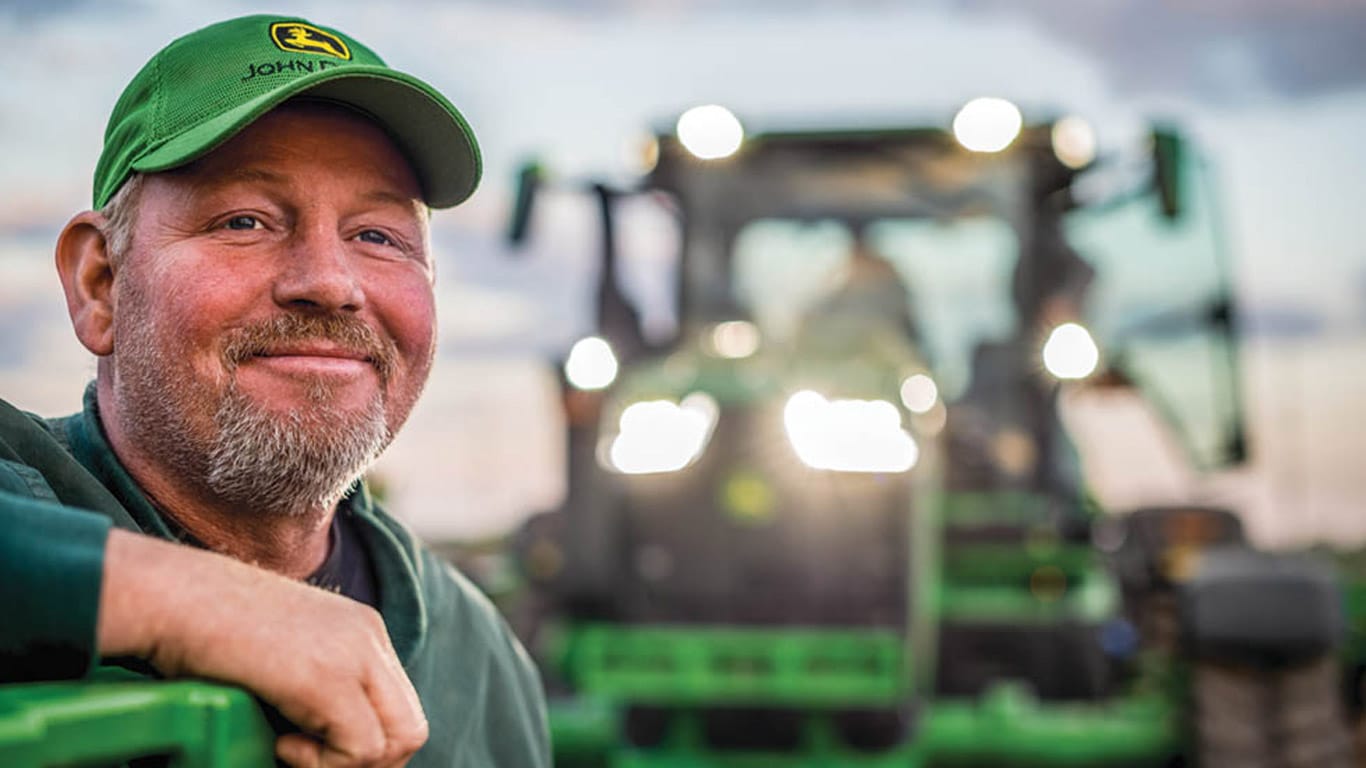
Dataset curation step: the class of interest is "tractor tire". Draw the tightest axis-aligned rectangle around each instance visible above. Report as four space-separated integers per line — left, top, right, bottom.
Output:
1193 656 1354 768
1193 661 1274 768
1275 656 1355 768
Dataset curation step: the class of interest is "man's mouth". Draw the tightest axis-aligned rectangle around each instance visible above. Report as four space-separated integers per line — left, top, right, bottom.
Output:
247 343 378 378
254 343 375 364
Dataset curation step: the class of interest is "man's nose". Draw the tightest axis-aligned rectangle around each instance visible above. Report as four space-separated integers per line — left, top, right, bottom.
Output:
272 224 365 313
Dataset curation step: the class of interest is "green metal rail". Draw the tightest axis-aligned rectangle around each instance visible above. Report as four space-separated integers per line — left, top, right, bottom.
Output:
561 625 908 706
0 679 275 767
546 683 1180 768
549 624 1182 767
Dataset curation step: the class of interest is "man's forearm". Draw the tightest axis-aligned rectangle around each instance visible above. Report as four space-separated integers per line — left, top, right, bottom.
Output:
98 528 429 767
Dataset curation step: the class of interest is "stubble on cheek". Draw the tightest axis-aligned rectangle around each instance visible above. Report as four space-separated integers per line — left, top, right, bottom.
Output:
109 276 402 516
109 274 224 479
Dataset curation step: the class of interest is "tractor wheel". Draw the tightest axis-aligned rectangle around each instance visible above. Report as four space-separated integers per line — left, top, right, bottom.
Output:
1193 656 1354 768
1193 661 1274 768
1275 656 1354 768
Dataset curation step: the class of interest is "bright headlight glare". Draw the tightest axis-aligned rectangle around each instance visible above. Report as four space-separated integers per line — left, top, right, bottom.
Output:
783 390 919 473
899 374 938 414
676 105 745 160
1042 322 1100 380
1051 116 1097 169
608 393 719 474
953 97 1023 153
709 320 761 359
565 336 618 390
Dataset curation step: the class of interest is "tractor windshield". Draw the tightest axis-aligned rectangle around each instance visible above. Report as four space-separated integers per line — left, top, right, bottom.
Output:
733 216 1017 403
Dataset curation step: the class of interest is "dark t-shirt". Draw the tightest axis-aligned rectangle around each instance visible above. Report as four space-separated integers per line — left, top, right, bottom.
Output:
305 509 380 609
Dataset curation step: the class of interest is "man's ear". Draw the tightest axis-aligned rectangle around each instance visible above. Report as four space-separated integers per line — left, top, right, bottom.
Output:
55 211 117 357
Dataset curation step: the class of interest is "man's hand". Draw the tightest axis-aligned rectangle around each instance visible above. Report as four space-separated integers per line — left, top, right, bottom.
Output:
98 529 428 767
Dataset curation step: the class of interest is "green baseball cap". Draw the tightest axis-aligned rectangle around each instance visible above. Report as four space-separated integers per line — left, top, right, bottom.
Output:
93 14 480 209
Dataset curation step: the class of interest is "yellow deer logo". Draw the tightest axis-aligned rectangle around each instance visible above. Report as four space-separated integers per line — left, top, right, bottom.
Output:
269 22 351 60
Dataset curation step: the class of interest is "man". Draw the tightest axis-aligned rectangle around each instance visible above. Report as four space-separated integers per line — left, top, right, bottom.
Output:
810 227 919 340
0 14 550 768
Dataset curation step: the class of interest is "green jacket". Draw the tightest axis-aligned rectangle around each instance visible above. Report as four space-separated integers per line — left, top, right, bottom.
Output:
0 386 550 767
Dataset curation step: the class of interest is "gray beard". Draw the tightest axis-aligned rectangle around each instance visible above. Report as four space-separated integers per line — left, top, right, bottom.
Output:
112 300 394 518
203 377 390 517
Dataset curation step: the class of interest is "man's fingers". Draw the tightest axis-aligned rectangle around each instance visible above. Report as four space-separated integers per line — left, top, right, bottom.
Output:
372 632 429 749
248 619 425 766
363 663 429 762
276 699 394 768
276 733 323 768
280 677 392 768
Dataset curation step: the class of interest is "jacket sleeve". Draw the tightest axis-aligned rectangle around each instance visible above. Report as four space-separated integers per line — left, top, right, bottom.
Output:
0 489 110 682
485 615 553 768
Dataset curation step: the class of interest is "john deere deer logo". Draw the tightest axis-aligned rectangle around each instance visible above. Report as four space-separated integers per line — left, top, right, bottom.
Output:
269 22 351 60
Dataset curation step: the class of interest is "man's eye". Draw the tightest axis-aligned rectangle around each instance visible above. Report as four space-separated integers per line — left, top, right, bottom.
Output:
225 215 260 231
358 229 395 246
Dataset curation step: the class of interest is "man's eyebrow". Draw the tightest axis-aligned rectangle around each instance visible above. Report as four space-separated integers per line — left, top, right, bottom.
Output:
361 189 425 209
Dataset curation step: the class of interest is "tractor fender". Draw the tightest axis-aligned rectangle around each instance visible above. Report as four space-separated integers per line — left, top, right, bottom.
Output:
1179 544 1344 667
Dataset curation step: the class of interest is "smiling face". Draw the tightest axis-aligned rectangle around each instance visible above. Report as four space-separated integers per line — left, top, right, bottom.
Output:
104 101 437 515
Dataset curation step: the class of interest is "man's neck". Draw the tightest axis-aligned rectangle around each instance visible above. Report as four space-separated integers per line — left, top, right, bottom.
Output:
151 492 333 580
96 383 333 580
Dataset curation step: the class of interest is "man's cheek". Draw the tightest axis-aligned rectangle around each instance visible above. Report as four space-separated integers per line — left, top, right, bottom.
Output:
397 296 438 371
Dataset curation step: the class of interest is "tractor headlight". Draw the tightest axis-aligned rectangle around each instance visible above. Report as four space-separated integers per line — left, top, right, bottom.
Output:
676 104 745 160
952 97 1022 153
1042 322 1099 380
605 393 720 474
1051 115 1097 169
782 390 919 473
565 336 618 390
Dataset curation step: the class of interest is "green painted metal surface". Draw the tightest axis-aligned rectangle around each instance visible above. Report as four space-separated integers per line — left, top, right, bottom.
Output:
547 696 618 767
550 622 1181 766
563 625 908 706
612 747 915 768
0 679 275 767
544 682 1180 767
936 553 1119 624
919 684 1178 766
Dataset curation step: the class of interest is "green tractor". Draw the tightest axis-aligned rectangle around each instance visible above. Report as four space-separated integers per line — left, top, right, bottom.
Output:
505 102 1354 767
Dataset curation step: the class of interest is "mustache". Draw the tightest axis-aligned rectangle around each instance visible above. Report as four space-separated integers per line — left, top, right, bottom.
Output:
220 314 398 383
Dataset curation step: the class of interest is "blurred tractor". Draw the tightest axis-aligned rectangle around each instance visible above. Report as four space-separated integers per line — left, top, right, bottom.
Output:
505 101 1353 767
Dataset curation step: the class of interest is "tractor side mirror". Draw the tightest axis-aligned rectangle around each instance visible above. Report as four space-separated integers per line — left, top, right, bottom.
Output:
508 160 543 246
1152 127 1184 221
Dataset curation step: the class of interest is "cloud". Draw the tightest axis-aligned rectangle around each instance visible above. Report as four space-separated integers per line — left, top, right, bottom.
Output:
960 0 1366 103
1238 304 1329 339
0 0 121 22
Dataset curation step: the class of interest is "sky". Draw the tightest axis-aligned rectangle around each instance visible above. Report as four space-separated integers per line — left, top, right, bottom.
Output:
0 0 1363 544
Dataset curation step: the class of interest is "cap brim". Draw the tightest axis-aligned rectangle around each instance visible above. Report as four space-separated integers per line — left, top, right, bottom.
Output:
130 65 480 209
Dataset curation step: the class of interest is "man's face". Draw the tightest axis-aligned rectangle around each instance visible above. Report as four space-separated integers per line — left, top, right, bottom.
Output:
108 101 437 514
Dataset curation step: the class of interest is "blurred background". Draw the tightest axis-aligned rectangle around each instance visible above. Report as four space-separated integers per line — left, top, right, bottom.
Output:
1 0 1363 549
